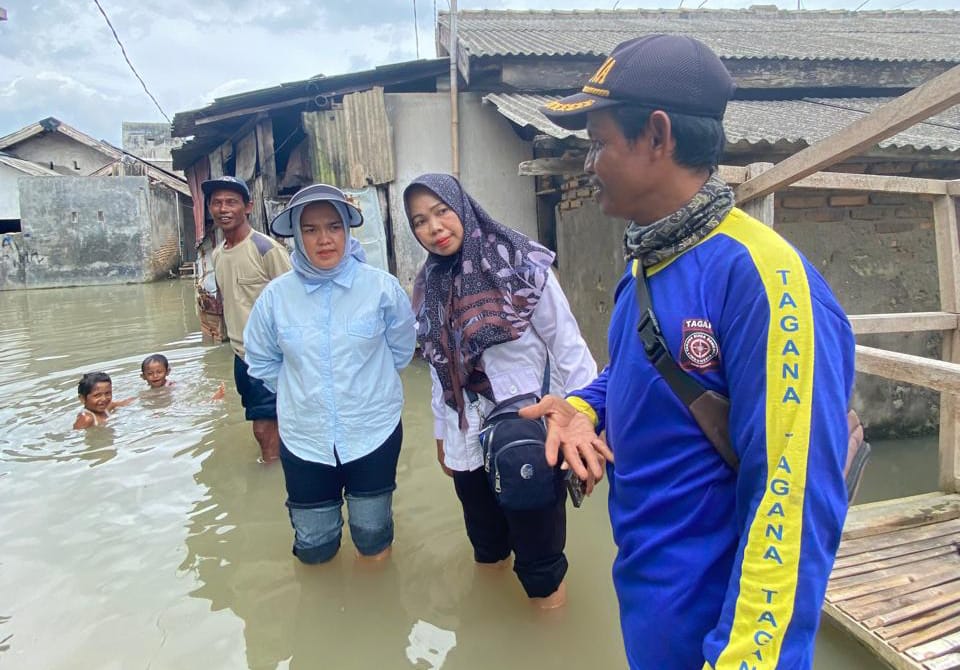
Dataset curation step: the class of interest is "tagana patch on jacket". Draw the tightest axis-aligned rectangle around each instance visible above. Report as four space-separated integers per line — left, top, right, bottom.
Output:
679 318 720 371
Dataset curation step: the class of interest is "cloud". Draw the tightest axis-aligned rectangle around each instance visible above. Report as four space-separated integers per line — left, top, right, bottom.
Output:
1 0 956 146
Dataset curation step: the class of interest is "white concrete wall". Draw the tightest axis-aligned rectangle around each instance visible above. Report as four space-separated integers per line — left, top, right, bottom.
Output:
384 92 536 294
0 164 22 219
8 134 112 176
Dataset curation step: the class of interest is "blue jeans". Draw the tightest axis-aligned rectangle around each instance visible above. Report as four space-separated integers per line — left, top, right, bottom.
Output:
280 421 402 563
233 355 278 421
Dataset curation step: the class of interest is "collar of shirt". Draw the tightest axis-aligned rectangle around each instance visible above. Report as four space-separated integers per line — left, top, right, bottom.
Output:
301 256 359 293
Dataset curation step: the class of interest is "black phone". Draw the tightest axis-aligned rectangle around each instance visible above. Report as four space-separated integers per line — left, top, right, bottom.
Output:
565 470 586 508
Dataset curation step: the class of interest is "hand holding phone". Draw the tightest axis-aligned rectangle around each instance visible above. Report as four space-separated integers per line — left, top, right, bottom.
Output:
566 470 586 508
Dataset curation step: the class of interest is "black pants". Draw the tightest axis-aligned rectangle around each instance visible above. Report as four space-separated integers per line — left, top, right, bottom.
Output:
452 467 568 598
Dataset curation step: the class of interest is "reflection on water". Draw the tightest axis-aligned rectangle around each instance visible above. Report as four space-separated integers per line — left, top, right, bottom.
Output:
0 281 918 669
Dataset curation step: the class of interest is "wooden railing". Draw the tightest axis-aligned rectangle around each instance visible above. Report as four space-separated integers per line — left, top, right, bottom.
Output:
730 62 960 495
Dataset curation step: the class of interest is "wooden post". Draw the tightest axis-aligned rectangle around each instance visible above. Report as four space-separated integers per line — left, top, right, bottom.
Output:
934 192 960 493
256 117 277 199
741 163 775 226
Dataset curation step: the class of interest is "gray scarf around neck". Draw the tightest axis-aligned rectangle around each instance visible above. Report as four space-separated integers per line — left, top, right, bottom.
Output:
623 172 735 267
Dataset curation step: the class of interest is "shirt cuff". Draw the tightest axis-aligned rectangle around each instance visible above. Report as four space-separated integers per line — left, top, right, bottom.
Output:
565 395 599 428
434 418 446 440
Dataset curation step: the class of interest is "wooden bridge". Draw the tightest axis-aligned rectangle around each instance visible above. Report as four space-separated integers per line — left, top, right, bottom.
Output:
732 64 960 669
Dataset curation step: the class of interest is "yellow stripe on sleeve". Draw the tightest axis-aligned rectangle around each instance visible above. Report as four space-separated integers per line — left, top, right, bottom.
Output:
711 209 815 670
566 396 599 427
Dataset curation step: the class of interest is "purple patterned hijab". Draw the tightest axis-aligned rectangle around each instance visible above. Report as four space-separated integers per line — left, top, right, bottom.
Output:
404 173 556 429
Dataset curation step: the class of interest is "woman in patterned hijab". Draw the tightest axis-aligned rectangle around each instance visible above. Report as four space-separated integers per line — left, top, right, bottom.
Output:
404 173 597 609
405 173 556 427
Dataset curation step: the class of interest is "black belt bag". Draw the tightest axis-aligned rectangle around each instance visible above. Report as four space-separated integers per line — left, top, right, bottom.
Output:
472 358 563 511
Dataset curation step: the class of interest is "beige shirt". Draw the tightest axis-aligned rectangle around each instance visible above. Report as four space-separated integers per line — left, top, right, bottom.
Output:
213 229 291 357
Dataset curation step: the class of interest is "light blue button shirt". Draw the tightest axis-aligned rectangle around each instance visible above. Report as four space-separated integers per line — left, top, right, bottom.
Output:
243 257 416 465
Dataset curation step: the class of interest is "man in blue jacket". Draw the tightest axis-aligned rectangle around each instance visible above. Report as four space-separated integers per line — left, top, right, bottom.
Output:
526 34 856 669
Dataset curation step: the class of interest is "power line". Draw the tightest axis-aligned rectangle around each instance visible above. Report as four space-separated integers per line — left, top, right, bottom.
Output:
92 0 170 123
854 0 870 9
413 0 421 59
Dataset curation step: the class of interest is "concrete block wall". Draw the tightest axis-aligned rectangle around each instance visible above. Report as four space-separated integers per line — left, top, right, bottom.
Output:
146 184 182 279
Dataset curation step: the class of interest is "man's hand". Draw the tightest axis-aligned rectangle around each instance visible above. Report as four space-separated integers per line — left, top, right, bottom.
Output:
519 395 613 494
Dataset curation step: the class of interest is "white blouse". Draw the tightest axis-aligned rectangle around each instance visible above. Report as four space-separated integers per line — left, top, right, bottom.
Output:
429 270 598 472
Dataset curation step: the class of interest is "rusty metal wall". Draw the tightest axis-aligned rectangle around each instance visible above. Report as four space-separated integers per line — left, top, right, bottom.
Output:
302 87 395 190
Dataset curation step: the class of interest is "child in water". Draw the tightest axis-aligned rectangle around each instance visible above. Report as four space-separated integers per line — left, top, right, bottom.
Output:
73 372 134 429
141 354 175 389
141 353 226 399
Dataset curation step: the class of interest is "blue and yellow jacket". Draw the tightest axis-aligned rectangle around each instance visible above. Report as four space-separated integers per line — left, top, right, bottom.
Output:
568 208 855 670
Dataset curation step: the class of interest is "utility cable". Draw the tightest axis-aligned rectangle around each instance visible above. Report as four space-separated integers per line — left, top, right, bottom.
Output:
92 0 170 123
413 0 421 59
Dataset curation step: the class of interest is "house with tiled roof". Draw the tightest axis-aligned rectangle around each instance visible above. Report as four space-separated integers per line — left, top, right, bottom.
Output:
0 117 194 289
167 8 959 433
435 8 960 435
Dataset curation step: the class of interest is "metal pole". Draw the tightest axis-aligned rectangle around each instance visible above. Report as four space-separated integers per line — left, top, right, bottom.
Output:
449 0 460 179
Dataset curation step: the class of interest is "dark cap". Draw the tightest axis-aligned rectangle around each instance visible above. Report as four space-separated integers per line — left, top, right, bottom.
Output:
541 34 736 131
270 183 363 237
201 175 251 203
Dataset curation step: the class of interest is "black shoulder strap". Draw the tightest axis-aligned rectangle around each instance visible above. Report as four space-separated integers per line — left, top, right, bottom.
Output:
632 261 710 407
632 260 740 470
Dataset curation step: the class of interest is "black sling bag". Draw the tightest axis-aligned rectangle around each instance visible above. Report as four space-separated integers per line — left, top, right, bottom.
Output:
632 261 870 502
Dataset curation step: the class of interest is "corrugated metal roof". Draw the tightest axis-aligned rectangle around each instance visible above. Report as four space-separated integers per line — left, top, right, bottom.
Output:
0 152 61 176
442 9 960 62
483 93 960 152
171 58 447 170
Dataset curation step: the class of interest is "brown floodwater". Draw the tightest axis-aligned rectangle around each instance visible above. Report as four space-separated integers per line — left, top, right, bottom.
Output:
0 280 928 669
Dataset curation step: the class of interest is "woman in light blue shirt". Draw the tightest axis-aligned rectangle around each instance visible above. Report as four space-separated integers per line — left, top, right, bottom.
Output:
244 184 416 564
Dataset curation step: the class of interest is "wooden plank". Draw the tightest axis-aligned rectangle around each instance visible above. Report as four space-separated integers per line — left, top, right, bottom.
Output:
850 313 960 336
735 63 960 204
840 576 960 621
830 561 959 603
865 580 960 628
234 130 257 182
788 171 949 196
928 657 960 670
856 345 960 395
831 545 959 580
842 494 960 540
909 632 960 662
741 163 775 226
934 196 960 316
876 601 960 640
256 118 277 200
893 615 960 652
823 601 921 670
838 517 960 558
830 573 920 603
835 530 960 566
194 95 317 126
935 195 960 494
519 157 587 177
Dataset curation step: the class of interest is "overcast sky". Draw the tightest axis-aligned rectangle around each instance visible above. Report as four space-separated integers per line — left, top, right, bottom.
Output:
1 0 955 146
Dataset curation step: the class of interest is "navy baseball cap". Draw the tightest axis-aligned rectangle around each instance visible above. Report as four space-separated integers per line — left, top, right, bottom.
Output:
270 184 363 237
201 175 251 203
541 34 736 131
